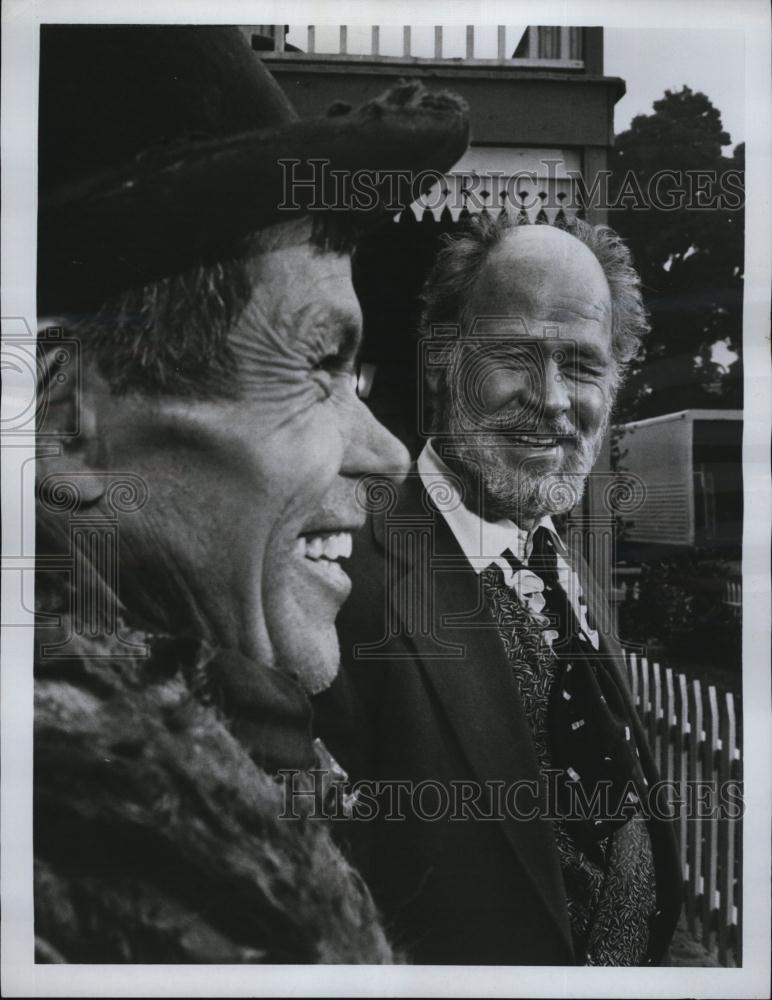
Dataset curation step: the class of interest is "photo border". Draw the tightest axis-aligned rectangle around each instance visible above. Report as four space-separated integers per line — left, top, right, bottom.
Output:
2 1 770 996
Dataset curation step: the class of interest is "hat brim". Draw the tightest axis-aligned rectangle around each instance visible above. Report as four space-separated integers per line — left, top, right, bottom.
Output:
39 82 469 312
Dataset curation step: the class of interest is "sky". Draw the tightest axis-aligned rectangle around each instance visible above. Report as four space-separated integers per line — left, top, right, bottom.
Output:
606 28 745 150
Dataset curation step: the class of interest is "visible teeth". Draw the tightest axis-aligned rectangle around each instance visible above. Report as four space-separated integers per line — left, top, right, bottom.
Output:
510 436 557 446
299 532 353 561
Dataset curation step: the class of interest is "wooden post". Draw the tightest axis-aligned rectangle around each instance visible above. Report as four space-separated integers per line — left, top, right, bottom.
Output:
582 147 610 225
732 692 743 965
677 672 690 884
582 27 604 74
641 655 651 735
717 690 737 965
339 25 347 55
663 667 676 811
434 26 443 59
403 25 411 57
307 25 315 53
664 667 676 780
651 660 662 765
686 678 704 936
371 26 380 56
701 685 720 951
628 650 639 710
466 25 475 59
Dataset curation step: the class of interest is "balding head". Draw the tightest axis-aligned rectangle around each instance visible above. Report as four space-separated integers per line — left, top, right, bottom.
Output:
420 216 648 401
467 224 612 341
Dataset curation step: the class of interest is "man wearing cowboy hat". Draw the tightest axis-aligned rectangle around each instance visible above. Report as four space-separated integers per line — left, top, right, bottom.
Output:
33 25 468 963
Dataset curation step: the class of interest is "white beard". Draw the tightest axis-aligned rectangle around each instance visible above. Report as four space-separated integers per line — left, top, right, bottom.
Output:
443 404 610 523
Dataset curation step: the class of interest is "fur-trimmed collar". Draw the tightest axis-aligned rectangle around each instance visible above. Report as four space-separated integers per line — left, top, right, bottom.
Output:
34 568 393 963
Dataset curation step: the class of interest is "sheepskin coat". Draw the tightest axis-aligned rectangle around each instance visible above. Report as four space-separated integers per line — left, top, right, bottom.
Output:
33 554 393 964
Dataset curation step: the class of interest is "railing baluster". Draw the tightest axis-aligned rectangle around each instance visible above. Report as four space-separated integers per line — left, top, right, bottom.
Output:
307 25 315 53
560 26 570 61
403 25 411 57
497 25 506 60
274 25 285 53
569 26 582 60
371 25 379 56
527 25 538 59
434 26 443 59
466 25 475 59
339 25 347 55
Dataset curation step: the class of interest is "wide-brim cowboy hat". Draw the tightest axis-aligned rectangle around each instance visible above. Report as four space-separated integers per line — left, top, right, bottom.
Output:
38 25 470 313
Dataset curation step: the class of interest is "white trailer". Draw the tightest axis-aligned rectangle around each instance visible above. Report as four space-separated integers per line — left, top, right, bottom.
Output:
613 409 742 548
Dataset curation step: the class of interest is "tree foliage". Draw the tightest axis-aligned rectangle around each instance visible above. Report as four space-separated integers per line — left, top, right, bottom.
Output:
608 87 744 420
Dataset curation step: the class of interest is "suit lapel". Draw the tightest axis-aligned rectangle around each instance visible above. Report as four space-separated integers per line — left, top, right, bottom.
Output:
376 470 573 953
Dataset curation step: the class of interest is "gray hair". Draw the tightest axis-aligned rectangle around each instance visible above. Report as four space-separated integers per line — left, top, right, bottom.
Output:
60 214 357 398
419 214 649 410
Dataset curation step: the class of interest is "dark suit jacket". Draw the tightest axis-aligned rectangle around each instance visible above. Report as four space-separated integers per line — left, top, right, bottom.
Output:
313 470 681 965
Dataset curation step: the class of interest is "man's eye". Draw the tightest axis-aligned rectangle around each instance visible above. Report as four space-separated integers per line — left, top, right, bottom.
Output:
313 352 358 395
316 352 346 373
555 353 603 380
574 364 604 379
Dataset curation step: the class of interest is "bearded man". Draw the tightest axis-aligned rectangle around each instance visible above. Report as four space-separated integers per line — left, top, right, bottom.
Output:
313 216 682 966
32 25 468 963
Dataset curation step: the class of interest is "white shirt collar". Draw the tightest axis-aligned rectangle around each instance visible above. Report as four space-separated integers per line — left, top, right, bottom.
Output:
417 440 562 573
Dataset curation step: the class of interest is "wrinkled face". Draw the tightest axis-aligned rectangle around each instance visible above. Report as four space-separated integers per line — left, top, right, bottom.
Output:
94 219 409 693
441 226 616 521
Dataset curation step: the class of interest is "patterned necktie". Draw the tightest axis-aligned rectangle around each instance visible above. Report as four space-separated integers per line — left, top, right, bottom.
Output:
483 532 658 964
497 527 648 849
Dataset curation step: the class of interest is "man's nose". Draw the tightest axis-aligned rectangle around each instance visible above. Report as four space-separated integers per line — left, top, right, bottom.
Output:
342 398 410 484
540 358 571 419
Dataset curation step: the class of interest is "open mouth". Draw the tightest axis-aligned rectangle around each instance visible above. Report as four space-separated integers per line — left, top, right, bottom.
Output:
294 530 354 596
505 434 562 447
296 531 353 562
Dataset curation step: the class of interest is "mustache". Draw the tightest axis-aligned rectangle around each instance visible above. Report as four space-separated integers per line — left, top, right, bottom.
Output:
490 412 578 437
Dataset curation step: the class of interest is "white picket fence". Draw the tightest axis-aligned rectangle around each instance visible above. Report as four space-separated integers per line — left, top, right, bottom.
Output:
622 649 742 965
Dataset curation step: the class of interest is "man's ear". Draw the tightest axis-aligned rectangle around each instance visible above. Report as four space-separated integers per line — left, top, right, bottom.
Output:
36 327 105 507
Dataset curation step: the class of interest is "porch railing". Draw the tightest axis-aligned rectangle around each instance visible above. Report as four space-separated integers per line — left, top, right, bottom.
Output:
251 25 584 68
